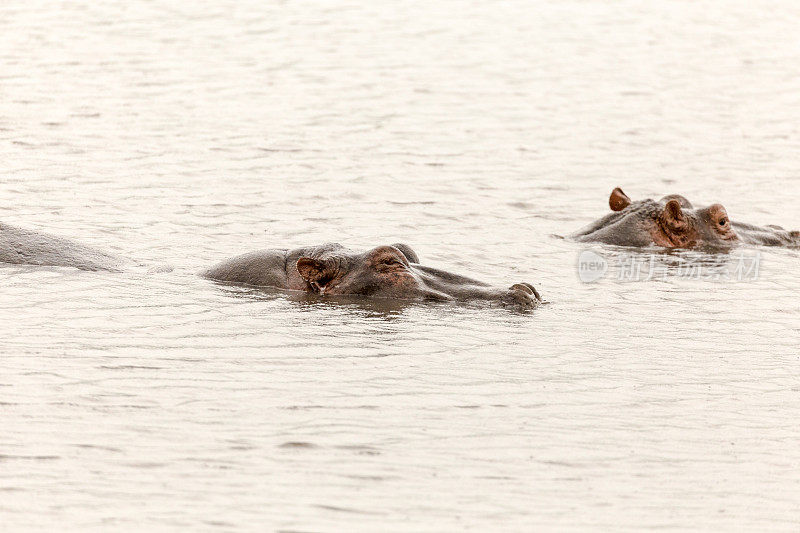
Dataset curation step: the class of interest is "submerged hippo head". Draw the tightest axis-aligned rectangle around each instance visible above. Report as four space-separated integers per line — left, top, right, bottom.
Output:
204 243 541 310
573 187 738 249
292 244 540 308
295 245 423 298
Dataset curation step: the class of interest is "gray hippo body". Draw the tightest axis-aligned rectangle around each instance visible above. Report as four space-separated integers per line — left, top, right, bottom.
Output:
0 222 174 273
0 222 127 271
203 243 541 309
572 187 800 249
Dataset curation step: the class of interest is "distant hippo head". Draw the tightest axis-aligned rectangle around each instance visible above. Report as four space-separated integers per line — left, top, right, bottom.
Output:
573 187 738 249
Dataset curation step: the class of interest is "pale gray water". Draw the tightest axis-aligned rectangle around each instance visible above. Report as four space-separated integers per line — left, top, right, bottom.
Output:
2 1 800 531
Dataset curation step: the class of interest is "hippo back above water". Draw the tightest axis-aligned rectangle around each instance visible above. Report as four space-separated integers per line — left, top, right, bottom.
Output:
0 222 128 271
572 187 800 249
0 222 171 272
202 243 542 310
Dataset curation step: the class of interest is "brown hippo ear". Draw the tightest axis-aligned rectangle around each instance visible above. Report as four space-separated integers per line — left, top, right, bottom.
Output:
661 194 693 209
662 199 688 231
609 187 631 211
296 257 326 282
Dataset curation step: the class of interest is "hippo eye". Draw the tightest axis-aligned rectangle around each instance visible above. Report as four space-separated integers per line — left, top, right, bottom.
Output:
378 257 403 268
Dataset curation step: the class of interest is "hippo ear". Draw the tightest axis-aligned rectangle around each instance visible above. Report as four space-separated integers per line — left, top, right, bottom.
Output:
390 243 419 263
296 257 326 282
662 199 688 231
609 187 631 211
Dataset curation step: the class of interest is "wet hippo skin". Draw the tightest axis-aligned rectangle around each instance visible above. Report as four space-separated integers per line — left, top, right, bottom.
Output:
0 222 171 272
0 222 128 271
202 243 542 309
572 187 800 249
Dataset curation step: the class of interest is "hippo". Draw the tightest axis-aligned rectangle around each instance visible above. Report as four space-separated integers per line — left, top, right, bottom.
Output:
572 187 800 249
0 222 170 272
202 243 542 309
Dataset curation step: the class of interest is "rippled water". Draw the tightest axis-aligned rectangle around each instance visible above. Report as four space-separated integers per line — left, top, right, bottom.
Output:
3 1 800 530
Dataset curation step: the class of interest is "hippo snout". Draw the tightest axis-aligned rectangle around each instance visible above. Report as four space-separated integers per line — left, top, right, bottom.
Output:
504 283 542 310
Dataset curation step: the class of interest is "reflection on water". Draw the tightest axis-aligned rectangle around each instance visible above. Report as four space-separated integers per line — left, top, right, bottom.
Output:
214 282 421 318
3 0 800 531
212 280 545 317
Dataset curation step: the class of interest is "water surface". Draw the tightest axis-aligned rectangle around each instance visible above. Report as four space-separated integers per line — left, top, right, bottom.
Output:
2 1 800 530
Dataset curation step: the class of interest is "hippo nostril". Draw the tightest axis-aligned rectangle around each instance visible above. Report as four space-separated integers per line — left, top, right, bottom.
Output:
529 286 542 301
509 282 543 302
522 283 542 301
510 283 532 295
